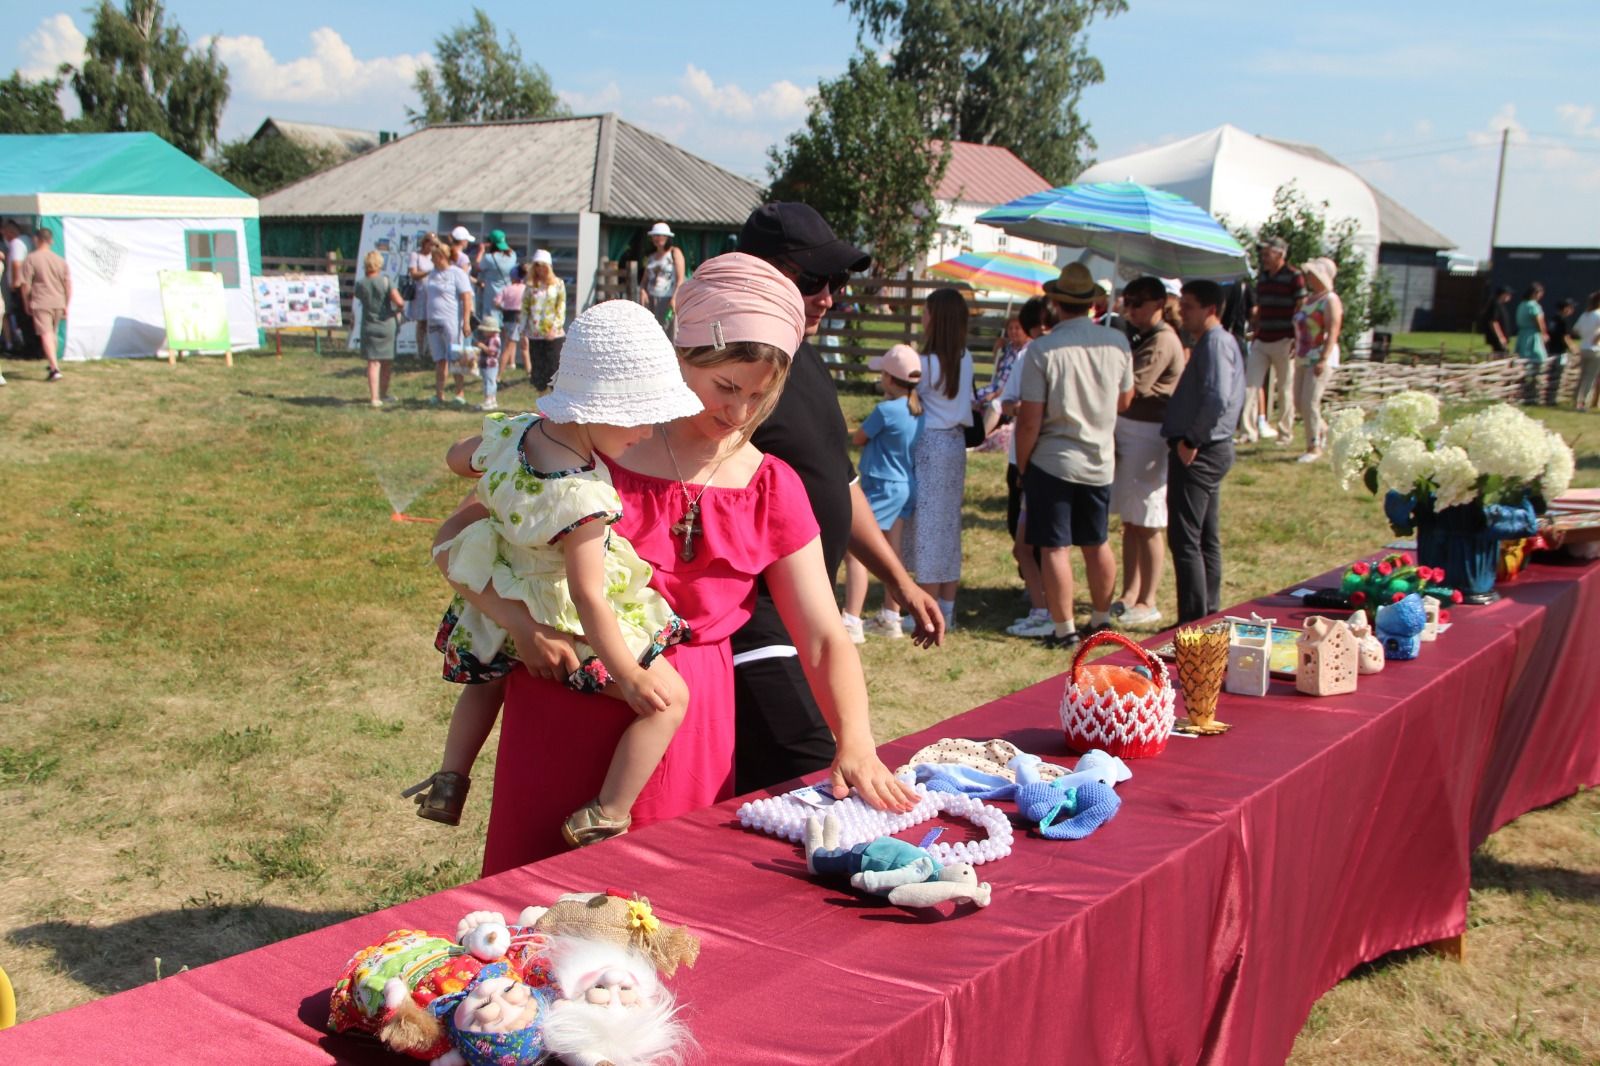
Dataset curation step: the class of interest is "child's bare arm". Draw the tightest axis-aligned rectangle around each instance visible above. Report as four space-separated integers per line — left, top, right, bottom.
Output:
562 522 674 716
446 435 484 478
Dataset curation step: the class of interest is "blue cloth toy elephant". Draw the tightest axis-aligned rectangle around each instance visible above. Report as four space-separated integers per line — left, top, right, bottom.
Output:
915 749 1128 840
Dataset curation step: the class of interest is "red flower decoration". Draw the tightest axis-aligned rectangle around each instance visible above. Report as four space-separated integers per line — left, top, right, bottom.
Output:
1350 591 1367 606
1351 562 1371 576
1377 561 1393 576
1392 592 1405 603
1451 590 1464 604
1399 552 1415 566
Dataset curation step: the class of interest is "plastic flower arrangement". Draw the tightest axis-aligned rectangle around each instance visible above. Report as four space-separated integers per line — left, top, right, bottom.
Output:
1328 393 1574 512
1339 552 1462 619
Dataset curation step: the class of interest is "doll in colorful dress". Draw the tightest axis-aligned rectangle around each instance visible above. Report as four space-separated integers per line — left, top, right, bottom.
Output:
404 300 705 847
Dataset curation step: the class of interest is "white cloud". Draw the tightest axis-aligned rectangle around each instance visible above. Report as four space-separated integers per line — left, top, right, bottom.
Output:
559 82 623 114
1557 103 1598 139
18 13 86 80
205 28 431 106
678 64 810 122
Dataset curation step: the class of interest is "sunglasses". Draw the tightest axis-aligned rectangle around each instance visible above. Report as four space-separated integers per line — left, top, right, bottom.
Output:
790 269 851 297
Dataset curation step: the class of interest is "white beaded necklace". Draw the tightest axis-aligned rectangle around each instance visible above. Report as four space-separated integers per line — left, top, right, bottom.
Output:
737 782 1015 866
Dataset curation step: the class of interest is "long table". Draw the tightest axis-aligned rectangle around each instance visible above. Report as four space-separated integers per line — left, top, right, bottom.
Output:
6 555 1599 1064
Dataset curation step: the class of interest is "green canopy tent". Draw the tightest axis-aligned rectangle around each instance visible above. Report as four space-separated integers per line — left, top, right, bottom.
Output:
0 132 260 359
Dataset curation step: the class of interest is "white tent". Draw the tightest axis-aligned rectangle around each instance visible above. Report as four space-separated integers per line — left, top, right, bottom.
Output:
1077 124 1382 281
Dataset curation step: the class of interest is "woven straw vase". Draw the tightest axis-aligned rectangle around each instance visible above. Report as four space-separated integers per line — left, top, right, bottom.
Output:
1058 631 1176 759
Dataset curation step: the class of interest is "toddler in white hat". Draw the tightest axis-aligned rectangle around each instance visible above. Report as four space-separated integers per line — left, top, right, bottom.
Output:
408 299 705 847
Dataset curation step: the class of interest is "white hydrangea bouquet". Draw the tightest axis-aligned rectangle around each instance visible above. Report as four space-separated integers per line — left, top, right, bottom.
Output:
1328 392 1573 600
1328 392 1574 512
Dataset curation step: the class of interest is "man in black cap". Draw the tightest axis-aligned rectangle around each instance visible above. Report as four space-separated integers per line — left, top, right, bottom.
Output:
733 202 945 794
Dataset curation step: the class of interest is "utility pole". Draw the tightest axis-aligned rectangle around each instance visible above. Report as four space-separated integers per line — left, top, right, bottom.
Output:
1488 127 1509 267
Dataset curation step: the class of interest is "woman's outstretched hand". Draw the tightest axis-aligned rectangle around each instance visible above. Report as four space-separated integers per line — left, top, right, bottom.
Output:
830 748 918 813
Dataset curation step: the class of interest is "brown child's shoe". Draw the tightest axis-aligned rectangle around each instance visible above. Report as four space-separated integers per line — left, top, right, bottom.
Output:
401 771 471 826
561 798 631 848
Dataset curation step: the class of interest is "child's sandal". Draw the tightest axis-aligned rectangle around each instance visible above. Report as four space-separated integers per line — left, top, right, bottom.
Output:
561 799 631 848
401 771 471 826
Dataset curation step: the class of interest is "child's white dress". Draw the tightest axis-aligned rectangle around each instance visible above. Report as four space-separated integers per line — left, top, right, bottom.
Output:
433 412 687 689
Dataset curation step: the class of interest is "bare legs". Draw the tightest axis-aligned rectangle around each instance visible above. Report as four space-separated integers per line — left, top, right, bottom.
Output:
1012 515 1047 612
596 657 689 820
1041 542 1117 624
366 360 392 404
844 519 904 617
1118 524 1166 612
439 678 505 777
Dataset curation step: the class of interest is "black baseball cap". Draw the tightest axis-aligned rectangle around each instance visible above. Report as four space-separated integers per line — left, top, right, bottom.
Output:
738 203 871 275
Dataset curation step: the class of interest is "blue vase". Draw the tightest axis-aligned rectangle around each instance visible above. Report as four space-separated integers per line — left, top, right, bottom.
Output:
1385 492 1537 604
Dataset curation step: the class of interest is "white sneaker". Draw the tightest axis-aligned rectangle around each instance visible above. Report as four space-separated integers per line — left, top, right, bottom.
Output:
841 615 865 644
1258 417 1278 439
903 610 956 634
1006 610 1055 638
862 613 904 639
1119 604 1163 626
0 371 7 386
1297 451 1322 464
478 397 499 411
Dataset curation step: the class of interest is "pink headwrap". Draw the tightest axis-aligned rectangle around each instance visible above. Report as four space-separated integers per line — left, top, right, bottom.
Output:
672 252 806 358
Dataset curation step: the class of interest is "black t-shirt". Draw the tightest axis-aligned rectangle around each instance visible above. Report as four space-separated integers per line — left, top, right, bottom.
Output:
1548 311 1572 351
732 340 856 655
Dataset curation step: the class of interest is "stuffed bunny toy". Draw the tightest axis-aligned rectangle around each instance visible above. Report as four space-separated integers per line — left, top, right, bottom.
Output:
804 812 992 909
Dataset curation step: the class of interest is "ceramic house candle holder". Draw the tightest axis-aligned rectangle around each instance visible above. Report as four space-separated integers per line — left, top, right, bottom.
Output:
1376 593 1428 660
1296 615 1359 696
1223 616 1273 697
1347 611 1385 674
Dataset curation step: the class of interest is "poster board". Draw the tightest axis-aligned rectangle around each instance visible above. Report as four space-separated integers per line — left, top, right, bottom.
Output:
351 211 438 356
158 270 232 353
254 275 342 330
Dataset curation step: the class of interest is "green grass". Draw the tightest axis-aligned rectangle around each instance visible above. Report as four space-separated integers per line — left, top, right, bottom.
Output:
0 348 1596 1062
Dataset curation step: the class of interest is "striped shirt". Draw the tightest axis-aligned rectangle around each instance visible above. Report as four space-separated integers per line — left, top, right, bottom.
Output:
1254 265 1305 342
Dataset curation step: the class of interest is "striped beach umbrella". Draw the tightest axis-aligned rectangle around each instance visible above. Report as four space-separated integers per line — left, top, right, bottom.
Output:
977 182 1249 280
928 250 1061 297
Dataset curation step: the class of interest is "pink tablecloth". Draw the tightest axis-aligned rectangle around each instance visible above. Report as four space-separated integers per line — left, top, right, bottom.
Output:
6 555 1599 1065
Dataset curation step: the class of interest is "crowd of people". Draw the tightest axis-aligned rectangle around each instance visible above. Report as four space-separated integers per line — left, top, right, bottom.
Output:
387 200 1406 873
352 224 571 408
1479 282 1600 407
837 236 1354 648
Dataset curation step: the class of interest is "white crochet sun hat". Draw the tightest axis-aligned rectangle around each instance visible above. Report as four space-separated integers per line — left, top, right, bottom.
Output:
537 300 703 427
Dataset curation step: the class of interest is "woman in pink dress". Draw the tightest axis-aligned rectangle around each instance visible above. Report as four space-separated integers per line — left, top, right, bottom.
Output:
433 254 917 874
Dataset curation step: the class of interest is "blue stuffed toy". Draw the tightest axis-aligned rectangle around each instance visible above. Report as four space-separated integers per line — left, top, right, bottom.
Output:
1375 592 1428 660
915 750 1129 840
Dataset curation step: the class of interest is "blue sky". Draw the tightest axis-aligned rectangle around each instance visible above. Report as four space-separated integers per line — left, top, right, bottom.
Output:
9 0 1598 253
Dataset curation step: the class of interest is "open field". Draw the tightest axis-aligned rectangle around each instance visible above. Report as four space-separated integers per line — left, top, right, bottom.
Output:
0 347 1595 1060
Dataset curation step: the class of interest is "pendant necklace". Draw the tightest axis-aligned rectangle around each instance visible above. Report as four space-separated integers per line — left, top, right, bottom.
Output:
663 429 731 562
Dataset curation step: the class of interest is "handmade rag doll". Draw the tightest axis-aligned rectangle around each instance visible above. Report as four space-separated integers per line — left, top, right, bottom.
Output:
804 812 992 909
460 892 697 1066
329 934 556 1066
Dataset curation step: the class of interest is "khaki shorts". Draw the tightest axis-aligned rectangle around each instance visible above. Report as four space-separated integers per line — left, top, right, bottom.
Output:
31 309 63 336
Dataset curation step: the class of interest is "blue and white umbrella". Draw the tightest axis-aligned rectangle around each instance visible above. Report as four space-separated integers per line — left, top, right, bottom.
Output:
977 181 1249 280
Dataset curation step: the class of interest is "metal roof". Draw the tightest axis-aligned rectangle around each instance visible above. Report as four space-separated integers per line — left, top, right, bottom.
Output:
933 141 1053 206
260 114 763 226
0 132 250 200
1265 138 1455 251
252 118 379 159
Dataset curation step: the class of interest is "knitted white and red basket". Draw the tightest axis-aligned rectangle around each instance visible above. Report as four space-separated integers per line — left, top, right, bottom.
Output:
1059 631 1176 760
